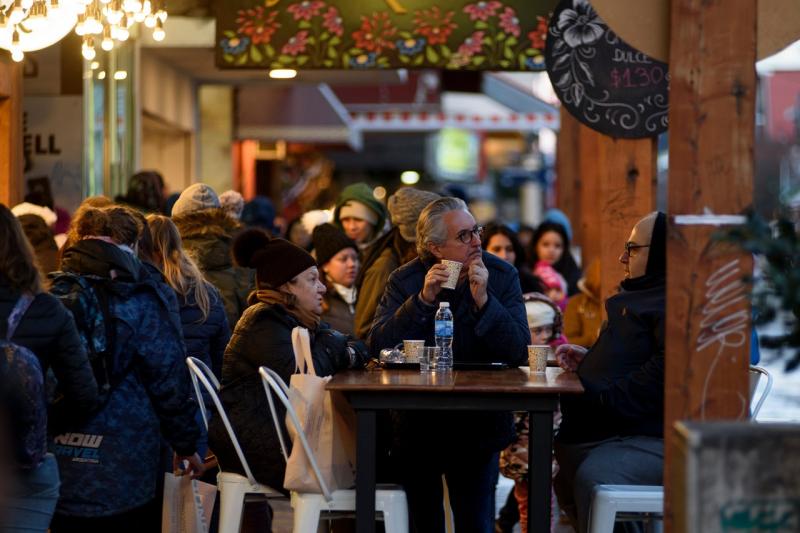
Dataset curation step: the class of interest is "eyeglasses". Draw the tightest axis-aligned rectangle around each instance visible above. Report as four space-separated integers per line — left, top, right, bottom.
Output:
455 225 484 244
624 242 650 255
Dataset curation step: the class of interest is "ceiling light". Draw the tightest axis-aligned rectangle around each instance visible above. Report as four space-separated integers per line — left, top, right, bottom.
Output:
269 69 297 79
113 69 126 79
400 171 420 185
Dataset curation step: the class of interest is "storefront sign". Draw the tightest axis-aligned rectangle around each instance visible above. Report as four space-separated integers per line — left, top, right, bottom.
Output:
545 0 669 138
216 0 557 71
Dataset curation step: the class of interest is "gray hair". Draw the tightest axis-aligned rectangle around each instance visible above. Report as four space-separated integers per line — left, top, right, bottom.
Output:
416 197 469 261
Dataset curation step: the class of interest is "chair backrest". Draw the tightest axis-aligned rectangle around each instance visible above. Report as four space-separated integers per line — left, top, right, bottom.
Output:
258 366 333 501
186 357 259 486
749 365 773 420
260 367 290 462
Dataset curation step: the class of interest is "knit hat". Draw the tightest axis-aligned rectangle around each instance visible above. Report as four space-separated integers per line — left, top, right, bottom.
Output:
334 183 387 232
171 183 220 217
11 202 57 227
312 223 357 266
219 190 245 220
233 229 317 289
388 188 440 243
525 300 556 328
241 196 277 234
300 209 333 235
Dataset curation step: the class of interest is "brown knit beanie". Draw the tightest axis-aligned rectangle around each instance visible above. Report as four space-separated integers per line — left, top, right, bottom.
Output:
387 188 440 243
312 223 357 266
233 229 316 289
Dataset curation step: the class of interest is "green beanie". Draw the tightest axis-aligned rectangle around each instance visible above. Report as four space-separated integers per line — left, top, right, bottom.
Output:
333 183 387 234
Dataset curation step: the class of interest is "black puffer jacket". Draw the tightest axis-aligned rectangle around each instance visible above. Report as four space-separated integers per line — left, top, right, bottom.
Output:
178 282 230 378
208 302 367 491
0 283 98 416
558 277 665 444
172 209 255 329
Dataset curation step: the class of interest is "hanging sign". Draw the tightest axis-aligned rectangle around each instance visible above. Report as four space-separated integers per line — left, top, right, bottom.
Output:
216 0 558 71
545 0 669 138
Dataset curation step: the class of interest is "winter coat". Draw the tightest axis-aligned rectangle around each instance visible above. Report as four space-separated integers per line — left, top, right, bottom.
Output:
368 252 529 453
177 283 230 378
172 208 255 329
322 286 356 337
0 285 98 421
17 214 59 276
208 303 368 491
558 277 665 444
563 261 602 348
52 239 201 517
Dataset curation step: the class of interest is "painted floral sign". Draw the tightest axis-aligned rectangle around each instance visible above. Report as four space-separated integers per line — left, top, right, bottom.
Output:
217 0 558 70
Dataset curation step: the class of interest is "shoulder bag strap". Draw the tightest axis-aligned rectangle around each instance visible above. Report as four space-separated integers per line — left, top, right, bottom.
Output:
291 326 316 376
6 293 35 341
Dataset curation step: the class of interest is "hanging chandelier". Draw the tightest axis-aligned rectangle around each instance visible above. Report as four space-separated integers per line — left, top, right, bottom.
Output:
0 0 167 62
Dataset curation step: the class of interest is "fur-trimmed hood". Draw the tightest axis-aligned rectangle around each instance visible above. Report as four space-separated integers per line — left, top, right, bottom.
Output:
173 208 243 271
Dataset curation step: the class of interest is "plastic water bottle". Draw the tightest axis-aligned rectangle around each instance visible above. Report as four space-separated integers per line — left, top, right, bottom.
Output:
435 302 454 370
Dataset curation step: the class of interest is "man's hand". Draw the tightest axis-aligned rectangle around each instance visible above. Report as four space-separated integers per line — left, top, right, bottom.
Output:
468 258 489 309
555 344 588 371
420 263 451 305
173 452 206 479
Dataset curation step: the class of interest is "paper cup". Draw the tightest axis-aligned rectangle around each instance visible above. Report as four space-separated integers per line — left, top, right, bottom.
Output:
403 340 425 362
528 345 550 374
440 260 463 290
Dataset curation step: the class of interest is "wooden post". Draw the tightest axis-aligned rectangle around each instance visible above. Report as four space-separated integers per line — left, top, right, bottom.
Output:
577 125 603 269
556 107 582 249
0 56 23 207
597 137 657 303
665 0 756 530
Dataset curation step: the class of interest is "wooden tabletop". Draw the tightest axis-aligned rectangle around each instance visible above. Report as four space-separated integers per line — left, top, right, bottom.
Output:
327 366 584 395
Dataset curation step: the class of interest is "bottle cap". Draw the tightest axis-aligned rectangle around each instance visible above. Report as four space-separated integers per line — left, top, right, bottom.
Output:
439 302 449 308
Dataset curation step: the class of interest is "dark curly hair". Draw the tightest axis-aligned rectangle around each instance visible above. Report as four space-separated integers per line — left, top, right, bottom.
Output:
0 203 42 293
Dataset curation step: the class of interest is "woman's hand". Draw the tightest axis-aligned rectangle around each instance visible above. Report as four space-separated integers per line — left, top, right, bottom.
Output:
173 452 206 479
555 344 588 371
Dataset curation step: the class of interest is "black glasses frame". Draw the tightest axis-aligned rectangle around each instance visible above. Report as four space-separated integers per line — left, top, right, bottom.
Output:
455 225 484 244
624 242 650 255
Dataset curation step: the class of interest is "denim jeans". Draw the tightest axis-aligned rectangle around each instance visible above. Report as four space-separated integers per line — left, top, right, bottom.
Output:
4 454 60 533
397 449 500 533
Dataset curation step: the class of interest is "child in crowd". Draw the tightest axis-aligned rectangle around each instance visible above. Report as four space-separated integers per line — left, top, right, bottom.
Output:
534 260 569 312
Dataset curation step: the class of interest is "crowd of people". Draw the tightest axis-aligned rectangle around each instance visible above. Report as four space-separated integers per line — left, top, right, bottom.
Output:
0 172 666 533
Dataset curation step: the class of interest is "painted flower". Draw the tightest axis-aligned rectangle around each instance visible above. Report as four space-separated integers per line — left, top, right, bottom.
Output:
499 7 520 38
556 0 603 48
457 31 484 57
396 37 426 56
351 12 397 54
322 6 344 37
463 1 501 22
528 16 548 50
221 35 250 55
282 30 309 55
236 7 280 45
349 52 377 68
525 55 545 70
412 7 457 46
286 0 325 21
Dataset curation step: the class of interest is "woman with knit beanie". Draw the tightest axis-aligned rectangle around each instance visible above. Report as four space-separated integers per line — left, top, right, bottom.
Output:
333 182 388 251
312 223 360 336
207 229 368 517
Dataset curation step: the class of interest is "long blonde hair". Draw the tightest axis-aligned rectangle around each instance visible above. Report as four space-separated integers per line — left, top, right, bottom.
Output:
146 214 211 321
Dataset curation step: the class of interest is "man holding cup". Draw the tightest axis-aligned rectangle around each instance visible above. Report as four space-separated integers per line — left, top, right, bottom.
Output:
368 197 529 533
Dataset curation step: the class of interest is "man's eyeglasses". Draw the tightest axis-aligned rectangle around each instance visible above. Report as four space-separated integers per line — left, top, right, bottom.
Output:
455 225 484 244
624 242 650 255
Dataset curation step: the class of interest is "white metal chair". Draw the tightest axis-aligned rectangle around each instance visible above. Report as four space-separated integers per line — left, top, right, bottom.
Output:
185 357 285 533
587 365 774 533
259 366 409 533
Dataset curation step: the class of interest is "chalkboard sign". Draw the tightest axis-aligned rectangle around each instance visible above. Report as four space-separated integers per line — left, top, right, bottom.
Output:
545 0 669 138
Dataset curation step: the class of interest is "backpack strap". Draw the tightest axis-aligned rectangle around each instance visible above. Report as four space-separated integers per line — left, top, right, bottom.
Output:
6 293 35 341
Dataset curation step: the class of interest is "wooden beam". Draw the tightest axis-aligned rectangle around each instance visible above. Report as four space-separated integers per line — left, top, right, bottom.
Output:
665 0 756 530
556 107 582 249
0 56 22 207
577 125 603 269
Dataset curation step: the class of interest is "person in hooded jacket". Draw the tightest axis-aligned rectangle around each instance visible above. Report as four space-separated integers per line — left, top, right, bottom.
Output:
333 182 388 252
208 229 367 526
171 183 255 329
48 206 204 531
0 204 99 532
553 212 667 533
563 259 602 349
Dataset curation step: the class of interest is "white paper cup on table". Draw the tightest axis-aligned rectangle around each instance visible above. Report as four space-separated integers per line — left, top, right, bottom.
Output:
528 345 550 374
403 340 425 363
440 260 463 290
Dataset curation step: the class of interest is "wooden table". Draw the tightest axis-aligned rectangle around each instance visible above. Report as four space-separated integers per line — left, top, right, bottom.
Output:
327 367 584 533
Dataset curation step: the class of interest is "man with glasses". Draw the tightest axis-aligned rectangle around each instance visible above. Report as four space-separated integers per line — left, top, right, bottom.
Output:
553 211 667 533
368 197 529 533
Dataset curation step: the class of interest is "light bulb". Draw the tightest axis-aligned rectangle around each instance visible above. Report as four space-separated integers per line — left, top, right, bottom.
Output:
122 0 140 12
133 10 144 21
115 25 128 40
97 70 105 79
151 18 164 41
9 1 26 25
81 37 95 60
142 0 150 14
143 13 155 27
11 49 24 61
106 6 122 24
113 70 126 80
101 37 113 50
90 60 99 69
155 8 165 21
21 0 33 9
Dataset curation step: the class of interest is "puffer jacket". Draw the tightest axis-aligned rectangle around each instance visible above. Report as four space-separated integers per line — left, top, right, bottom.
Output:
0 285 98 421
368 252 529 453
209 303 367 491
172 208 255 329
563 260 602 348
178 282 230 378
52 239 201 517
322 281 356 337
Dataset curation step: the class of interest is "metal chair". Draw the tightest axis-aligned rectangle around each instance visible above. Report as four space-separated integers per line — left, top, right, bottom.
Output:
749 365 773 419
259 366 409 533
185 357 285 533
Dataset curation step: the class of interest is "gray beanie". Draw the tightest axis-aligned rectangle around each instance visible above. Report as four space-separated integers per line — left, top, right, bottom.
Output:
219 190 245 220
388 188 440 243
171 183 220 216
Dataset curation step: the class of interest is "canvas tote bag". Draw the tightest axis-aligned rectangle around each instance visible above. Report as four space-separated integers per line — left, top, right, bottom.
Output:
283 327 356 493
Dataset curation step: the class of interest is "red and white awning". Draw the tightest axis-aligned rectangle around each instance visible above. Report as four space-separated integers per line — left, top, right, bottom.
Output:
349 110 558 132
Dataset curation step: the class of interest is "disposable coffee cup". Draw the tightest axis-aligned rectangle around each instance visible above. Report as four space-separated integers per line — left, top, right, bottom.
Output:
528 345 550 374
403 340 425 362
440 260 463 290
